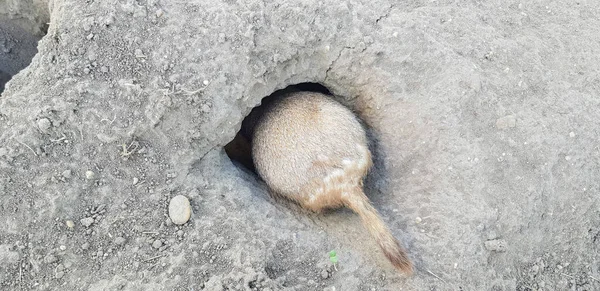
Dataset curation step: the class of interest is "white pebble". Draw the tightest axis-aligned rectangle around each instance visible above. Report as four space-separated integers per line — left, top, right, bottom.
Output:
496 115 516 129
85 170 95 180
168 195 192 225
65 220 75 228
114 237 126 245
484 239 507 252
80 217 94 227
152 240 163 249
62 170 72 179
37 118 52 133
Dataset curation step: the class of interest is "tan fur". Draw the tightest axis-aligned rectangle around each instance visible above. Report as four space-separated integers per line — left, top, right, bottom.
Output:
252 91 413 274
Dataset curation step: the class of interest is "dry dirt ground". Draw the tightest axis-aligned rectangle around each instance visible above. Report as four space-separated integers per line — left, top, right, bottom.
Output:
1 0 599 290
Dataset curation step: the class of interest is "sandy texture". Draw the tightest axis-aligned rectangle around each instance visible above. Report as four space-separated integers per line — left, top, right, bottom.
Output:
0 0 599 290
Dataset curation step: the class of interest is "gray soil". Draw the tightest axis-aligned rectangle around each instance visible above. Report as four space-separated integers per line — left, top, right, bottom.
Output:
0 0 599 290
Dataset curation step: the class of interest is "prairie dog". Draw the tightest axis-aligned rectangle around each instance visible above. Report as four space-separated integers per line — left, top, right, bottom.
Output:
252 91 413 274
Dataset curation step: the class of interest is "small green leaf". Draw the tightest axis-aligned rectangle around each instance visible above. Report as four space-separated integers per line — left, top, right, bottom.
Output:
329 250 338 263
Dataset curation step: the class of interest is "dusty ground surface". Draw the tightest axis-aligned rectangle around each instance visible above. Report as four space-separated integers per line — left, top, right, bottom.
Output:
1 0 599 290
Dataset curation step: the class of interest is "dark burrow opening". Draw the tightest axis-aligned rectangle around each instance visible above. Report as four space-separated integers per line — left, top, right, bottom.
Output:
0 6 49 94
224 82 332 173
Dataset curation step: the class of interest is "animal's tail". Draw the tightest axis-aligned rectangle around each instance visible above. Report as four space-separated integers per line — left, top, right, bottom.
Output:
343 188 413 274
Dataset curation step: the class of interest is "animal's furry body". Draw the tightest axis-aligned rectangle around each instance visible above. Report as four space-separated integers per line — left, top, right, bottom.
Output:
251 91 413 274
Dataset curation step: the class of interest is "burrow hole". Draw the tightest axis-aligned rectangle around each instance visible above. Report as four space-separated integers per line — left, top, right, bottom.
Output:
224 82 332 173
0 1 50 94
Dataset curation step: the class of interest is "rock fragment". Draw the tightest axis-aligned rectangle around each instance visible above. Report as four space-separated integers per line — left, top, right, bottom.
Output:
37 118 52 133
168 195 191 225
44 254 57 264
484 239 507 252
496 115 516 129
80 217 94 227
114 237 126 245
85 170 95 180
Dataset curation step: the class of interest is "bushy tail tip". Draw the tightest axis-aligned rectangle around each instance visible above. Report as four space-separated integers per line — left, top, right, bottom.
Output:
344 189 413 275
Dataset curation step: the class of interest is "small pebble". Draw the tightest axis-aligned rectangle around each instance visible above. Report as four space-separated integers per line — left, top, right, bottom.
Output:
55 271 64 279
65 220 75 228
156 9 164 17
37 118 52 133
484 239 507 252
62 170 72 179
86 33 94 40
321 269 330 279
59 245 66 251
100 66 108 73
114 237 126 245
80 217 94 227
496 115 516 129
133 177 139 185
44 255 57 264
85 170 95 180
569 131 575 138
104 15 115 26
203 79 209 86
81 243 90 250
176 230 184 237
168 195 192 225
152 240 163 249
